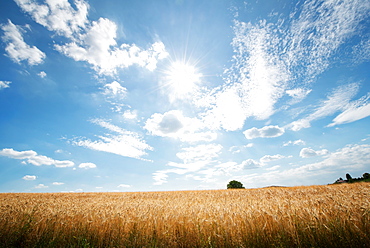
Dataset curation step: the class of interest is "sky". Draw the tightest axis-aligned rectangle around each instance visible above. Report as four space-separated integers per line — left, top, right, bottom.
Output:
0 0 370 193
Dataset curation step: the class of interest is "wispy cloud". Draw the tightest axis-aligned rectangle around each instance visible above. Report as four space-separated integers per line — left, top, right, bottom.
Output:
152 144 222 185
35 184 48 189
52 182 64 185
287 0 370 81
175 144 223 164
78 162 97 169
265 165 281 171
240 159 263 170
117 184 131 188
1 20 45 65
299 148 329 158
103 81 127 97
73 119 153 160
145 110 217 142
22 175 36 180
286 88 312 105
0 81 11 90
236 144 370 187
101 81 127 112
283 139 305 147
328 93 370 127
123 109 138 120
198 0 370 132
300 144 370 170
0 148 74 167
229 143 254 154
243 125 285 139
289 83 360 131
38 71 47 78
260 154 289 163
200 20 290 131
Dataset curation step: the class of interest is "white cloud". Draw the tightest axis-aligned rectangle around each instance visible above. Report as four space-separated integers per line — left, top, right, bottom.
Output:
15 0 167 75
287 0 370 81
240 159 263 170
78 162 97 169
198 0 370 132
153 171 169 185
179 151 289 185
255 144 370 186
191 151 291 185
103 81 127 97
300 144 370 170
352 37 370 64
200 21 290 131
152 144 222 185
35 183 48 189
260 154 287 163
117 184 131 188
52 182 64 185
234 143 370 188
243 125 284 139
328 93 370 127
0 148 36 159
55 18 168 75
286 88 311 104
229 146 241 154
229 143 254 154
299 148 329 158
145 110 217 142
73 119 153 160
0 81 11 90
224 154 288 173
101 81 128 113
123 109 138 120
265 165 280 171
38 71 47 78
289 83 360 131
14 0 89 38
283 139 305 146
0 148 74 167
176 144 223 164
53 160 75 167
22 175 36 180
1 20 45 65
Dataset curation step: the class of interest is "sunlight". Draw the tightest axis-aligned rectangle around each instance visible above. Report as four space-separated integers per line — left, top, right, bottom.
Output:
164 61 202 100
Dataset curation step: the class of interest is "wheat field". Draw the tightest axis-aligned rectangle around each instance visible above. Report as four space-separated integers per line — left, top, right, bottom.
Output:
0 183 369 247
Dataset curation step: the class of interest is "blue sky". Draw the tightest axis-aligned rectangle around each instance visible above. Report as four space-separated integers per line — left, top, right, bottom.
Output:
0 0 370 192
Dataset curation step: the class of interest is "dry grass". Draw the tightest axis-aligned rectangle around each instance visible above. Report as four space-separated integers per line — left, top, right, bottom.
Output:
0 183 369 247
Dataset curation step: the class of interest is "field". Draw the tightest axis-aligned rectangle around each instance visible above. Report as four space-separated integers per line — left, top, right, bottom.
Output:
0 183 369 247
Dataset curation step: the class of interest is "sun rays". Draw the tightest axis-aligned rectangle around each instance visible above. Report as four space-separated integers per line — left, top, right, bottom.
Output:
162 60 202 101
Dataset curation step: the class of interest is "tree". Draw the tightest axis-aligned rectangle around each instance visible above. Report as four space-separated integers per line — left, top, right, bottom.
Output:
346 173 352 181
227 180 245 189
363 173 370 179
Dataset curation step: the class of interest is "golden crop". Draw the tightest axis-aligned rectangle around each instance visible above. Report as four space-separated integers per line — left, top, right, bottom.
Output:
0 183 369 247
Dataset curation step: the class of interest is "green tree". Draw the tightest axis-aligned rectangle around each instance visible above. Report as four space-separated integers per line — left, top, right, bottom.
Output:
346 173 352 181
227 180 245 189
363 173 370 179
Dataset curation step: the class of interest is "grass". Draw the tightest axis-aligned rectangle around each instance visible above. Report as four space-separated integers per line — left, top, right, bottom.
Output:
0 183 369 247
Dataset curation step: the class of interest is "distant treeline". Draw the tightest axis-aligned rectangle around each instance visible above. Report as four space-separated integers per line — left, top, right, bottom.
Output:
333 172 370 184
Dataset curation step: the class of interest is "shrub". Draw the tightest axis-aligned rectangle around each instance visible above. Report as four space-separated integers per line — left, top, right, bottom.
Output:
227 180 245 189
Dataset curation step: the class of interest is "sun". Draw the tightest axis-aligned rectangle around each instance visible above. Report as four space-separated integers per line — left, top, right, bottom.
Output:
164 61 202 100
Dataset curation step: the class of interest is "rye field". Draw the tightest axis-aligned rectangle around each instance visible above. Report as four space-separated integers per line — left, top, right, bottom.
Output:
0 183 369 247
